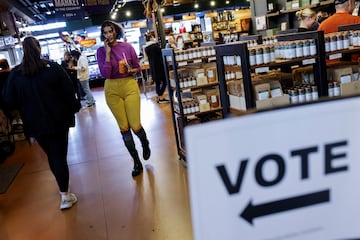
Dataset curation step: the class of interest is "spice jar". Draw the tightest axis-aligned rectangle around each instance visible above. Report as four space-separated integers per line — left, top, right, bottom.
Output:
263 46 271 64
298 87 305 103
343 32 350 49
330 34 337 52
249 48 256 66
311 86 318 101
270 45 275 62
333 81 340 96
305 87 312 102
309 39 316 56
328 82 334 97
303 39 310 57
325 36 330 53
289 41 296 59
336 33 344 50
289 89 299 104
255 47 264 65
296 40 304 58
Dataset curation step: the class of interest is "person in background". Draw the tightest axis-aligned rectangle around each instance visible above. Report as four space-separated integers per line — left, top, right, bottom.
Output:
310 10 329 30
296 8 316 32
70 50 96 108
165 35 178 50
144 32 169 103
61 51 84 101
318 0 360 34
141 31 156 65
96 20 151 177
2 36 80 210
0 59 11 106
0 58 23 132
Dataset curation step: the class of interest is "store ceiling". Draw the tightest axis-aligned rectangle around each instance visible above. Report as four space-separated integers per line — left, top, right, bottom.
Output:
2 0 250 27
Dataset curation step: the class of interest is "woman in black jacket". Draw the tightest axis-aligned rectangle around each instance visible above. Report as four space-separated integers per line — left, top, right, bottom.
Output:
2 36 80 210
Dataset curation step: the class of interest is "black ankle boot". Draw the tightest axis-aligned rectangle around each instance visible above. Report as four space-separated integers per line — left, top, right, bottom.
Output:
122 130 143 177
134 127 151 160
132 161 143 177
142 142 150 160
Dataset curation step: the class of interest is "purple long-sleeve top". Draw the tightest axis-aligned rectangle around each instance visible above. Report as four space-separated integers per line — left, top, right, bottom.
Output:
96 41 140 79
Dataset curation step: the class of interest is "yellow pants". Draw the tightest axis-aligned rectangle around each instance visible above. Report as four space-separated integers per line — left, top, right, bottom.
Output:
104 77 141 132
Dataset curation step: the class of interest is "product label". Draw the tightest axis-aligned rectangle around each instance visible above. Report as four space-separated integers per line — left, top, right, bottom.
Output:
271 88 282 98
340 74 352 84
207 70 214 78
258 90 269 100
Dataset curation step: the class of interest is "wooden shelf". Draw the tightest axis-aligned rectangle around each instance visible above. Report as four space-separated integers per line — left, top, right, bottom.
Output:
174 107 223 117
326 46 360 57
179 82 220 91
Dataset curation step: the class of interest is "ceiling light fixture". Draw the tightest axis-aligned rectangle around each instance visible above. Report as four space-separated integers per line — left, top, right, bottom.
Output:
110 0 127 18
210 1 215 7
194 3 199 8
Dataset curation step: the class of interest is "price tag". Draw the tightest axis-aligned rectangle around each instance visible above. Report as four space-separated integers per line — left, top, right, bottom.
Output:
302 58 316 65
193 59 202 63
255 67 270 74
178 61 188 67
329 53 342 60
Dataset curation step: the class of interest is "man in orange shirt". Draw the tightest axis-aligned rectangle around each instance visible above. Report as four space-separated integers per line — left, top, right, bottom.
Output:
318 0 360 34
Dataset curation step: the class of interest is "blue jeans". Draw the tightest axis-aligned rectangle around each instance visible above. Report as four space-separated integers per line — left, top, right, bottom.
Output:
80 79 95 105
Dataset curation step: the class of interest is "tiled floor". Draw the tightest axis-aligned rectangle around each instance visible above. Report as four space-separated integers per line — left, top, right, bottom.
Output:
0 87 193 240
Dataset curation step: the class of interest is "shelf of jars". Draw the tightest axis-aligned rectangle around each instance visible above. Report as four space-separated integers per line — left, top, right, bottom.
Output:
324 30 360 60
214 30 329 114
174 105 223 117
322 27 360 98
266 0 333 17
170 81 220 91
172 47 217 67
162 46 225 161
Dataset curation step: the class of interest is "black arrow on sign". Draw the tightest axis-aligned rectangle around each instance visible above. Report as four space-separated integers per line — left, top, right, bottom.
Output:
240 189 330 225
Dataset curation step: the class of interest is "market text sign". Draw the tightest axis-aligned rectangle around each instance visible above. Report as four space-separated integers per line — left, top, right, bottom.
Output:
185 97 360 240
53 0 82 19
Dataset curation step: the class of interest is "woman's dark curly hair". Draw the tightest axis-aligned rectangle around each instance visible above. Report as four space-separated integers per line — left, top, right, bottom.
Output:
100 20 124 41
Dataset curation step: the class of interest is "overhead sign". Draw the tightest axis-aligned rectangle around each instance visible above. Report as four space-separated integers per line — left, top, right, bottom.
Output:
182 14 196 21
131 21 147 29
185 97 360 240
80 39 96 48
162 17 174 24
53 0 83 19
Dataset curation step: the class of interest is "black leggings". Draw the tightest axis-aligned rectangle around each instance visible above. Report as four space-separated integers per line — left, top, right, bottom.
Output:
155 77 167 97
36 130 70 192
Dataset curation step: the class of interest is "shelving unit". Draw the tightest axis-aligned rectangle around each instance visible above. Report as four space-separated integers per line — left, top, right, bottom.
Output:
210 9 251 43
161 47 225 161
215 30 328 114
260 0 334 33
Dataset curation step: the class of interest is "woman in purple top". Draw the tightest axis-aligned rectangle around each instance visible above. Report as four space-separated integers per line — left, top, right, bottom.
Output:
97 20 150 177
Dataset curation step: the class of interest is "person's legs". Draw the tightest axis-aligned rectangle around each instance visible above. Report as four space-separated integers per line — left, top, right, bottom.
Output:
133 127 150 160
77 79 86 99
104 79 129 131
121 130 143 176
156 77 168 103
80 79 95 106
124 79 151 160
104 78 143 176
36 130 77 210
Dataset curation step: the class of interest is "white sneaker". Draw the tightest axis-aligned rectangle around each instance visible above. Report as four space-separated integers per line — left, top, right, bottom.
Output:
60 193 77 210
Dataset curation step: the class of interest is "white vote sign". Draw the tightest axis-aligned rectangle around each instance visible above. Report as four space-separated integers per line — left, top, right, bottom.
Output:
185 97 360 240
